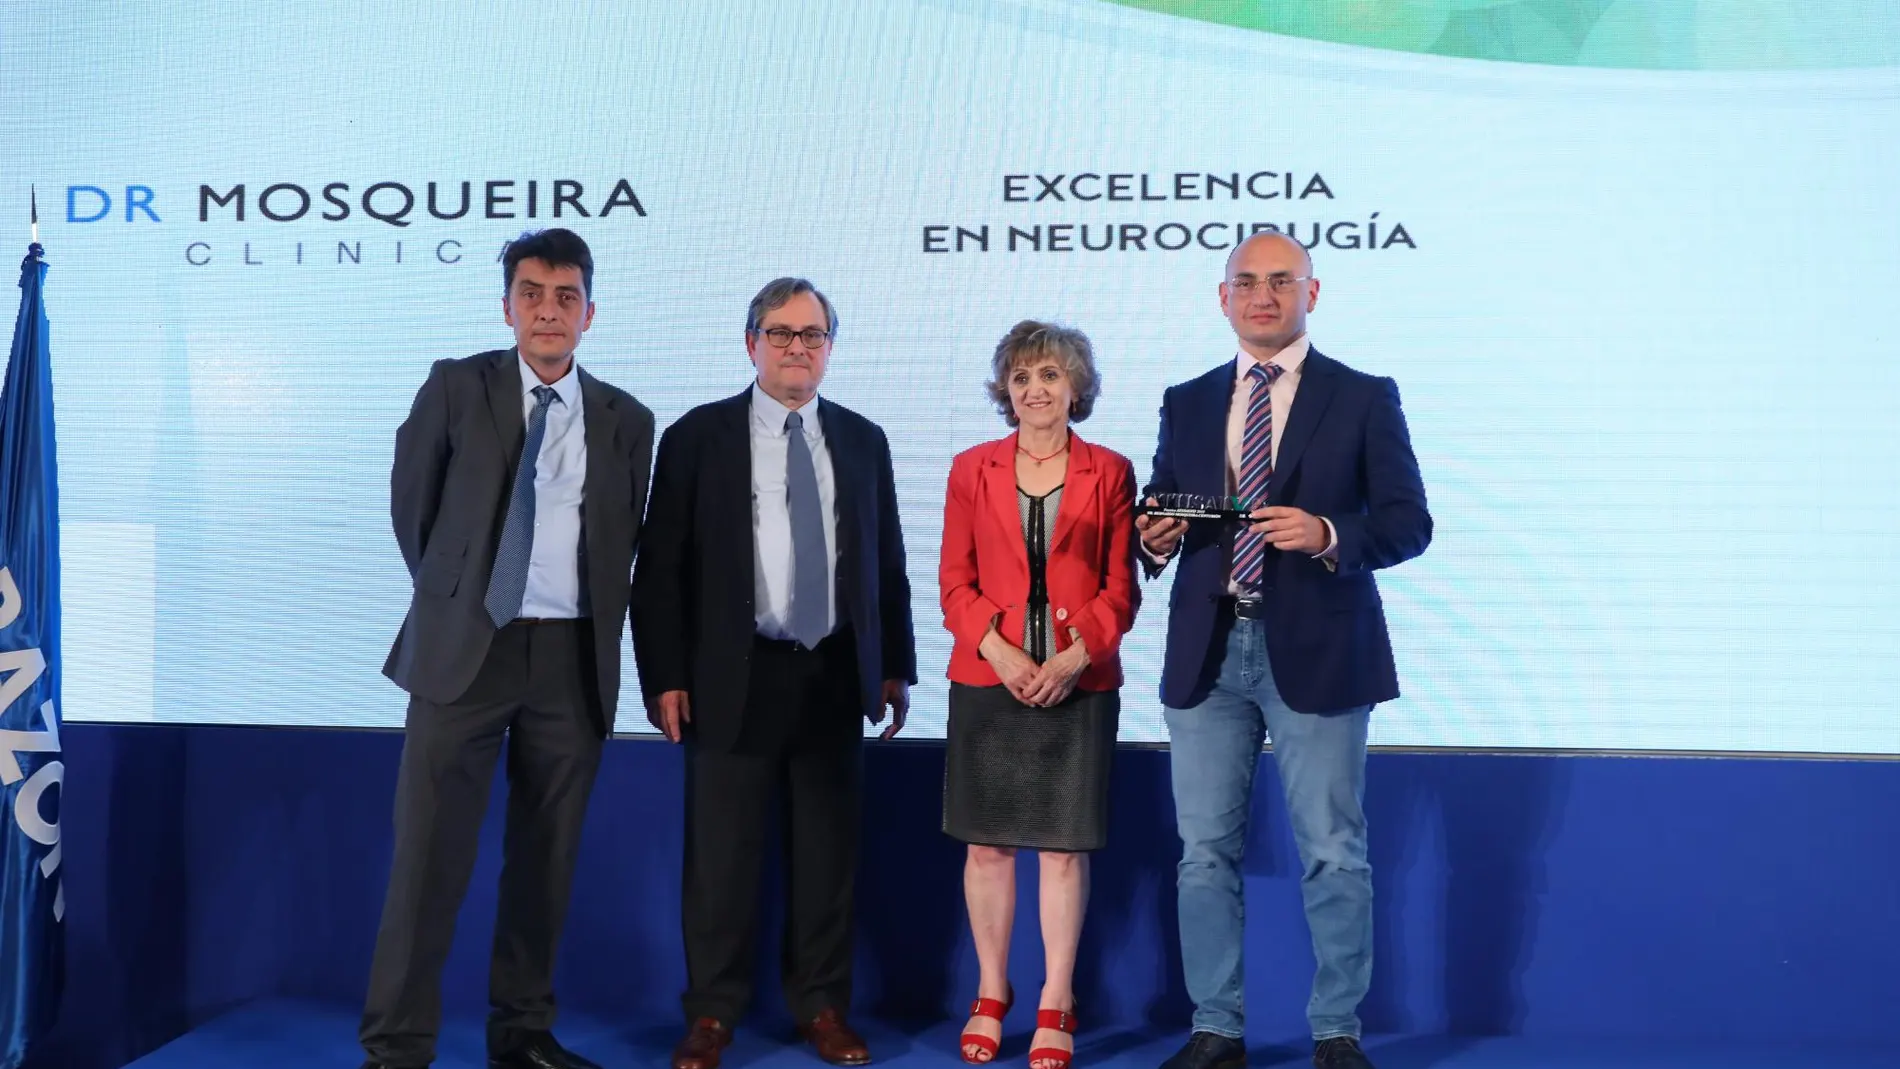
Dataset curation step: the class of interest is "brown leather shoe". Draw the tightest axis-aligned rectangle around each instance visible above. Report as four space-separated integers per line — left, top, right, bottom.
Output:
799 1008 872 1066
671 1017 733 1069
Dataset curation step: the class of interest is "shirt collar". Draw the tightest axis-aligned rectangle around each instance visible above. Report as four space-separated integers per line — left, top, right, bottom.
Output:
517 352 580 408
1234 334 1311 382
750 380 821 435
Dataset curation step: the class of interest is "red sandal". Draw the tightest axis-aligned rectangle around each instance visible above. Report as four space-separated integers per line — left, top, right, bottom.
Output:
959 985 1014 1064
1028 1007 1078 1069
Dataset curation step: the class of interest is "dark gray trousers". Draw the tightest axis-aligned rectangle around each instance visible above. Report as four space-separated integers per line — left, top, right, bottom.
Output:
361 619 604 1067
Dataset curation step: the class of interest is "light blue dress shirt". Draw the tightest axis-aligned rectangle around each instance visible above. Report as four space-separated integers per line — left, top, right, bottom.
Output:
517 353 588 619
749 382 838 639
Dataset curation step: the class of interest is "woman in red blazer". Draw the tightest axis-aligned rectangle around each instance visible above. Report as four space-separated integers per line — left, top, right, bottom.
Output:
939 321 1139 1069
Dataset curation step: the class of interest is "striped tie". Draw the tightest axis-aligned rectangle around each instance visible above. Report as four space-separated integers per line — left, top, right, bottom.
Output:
1231 361 1285 592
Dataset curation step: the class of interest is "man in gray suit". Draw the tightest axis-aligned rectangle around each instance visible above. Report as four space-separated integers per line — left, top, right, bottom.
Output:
361 228 654 1069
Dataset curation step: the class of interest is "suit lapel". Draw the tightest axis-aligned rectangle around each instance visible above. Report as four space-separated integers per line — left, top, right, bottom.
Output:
1182 359 1239 573
486 349 525 461
1269 350 1339 500
720 389 754 558
983 437 1029 575
578 370 620 608
817 398 861 577
1189 359 1236 497
1048 435 1098 556
579 369 619 495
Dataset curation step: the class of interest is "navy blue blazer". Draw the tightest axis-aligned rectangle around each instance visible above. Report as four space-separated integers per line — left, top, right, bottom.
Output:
1143 349 1431 713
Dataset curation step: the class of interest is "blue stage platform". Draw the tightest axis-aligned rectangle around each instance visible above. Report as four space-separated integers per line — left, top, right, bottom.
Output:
25 725 1900 1069
124 999 1900 1069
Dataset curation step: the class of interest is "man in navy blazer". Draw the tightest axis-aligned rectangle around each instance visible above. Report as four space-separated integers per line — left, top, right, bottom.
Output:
1138 233 1430 1069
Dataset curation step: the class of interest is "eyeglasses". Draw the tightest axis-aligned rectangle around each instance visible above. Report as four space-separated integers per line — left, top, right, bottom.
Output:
1226 275 1313 297
753 326 832 349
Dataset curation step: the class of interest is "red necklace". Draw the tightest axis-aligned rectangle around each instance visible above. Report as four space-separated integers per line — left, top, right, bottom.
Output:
1017 434 1070 463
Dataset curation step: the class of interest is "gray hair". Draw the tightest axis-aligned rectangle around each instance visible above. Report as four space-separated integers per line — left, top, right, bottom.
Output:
985 320 1101 427
745 277 839 340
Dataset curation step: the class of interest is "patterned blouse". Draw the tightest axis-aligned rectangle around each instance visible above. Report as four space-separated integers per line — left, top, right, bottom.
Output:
1017 485 1063 662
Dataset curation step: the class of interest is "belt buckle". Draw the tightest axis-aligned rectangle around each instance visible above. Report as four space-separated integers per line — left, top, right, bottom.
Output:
1231 598 1264 620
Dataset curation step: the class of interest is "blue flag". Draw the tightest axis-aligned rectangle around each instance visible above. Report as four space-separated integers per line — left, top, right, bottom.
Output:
0 239 63 1069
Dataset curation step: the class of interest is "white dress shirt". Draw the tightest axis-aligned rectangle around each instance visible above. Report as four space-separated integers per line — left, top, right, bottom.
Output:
749 382 839 640
517 353 588 619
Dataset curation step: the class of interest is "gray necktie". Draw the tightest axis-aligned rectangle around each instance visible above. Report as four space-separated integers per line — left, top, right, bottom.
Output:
785 409 829 648
484 385 557 627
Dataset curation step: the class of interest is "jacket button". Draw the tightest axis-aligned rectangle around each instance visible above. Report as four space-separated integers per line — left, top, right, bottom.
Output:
1055 608 1069 621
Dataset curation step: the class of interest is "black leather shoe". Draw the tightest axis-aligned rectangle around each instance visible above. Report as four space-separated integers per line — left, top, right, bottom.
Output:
1159 1032 1246 1069
1313 1036 1374 1069
488 1031 603 1069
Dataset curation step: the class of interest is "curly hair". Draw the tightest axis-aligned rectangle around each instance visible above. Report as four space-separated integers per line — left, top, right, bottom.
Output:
984 320 1100 427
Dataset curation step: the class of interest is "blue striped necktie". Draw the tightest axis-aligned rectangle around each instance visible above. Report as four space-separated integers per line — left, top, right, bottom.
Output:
1231 361 1285 592
484 385 557 627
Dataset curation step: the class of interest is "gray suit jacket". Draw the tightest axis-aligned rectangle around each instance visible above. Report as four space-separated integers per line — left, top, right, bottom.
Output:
383 348 654 731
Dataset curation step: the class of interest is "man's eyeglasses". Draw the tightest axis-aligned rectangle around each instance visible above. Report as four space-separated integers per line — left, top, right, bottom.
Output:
753 326 832 349
1226 275 1313 297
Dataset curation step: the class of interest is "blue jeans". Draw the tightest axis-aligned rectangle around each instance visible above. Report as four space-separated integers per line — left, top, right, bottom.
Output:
1164 619 1372 1042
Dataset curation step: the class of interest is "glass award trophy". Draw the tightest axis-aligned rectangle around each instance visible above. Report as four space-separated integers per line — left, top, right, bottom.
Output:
1133 493 1259 524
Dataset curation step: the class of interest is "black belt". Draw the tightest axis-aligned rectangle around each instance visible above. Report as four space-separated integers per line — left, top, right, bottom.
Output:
1217 596 1268 620
511 616 586 626
754 628 849 654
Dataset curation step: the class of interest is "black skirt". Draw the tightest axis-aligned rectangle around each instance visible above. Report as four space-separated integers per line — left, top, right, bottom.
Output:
942 683 1119 852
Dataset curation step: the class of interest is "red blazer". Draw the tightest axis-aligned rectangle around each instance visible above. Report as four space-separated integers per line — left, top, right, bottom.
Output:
940 433 1140 690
